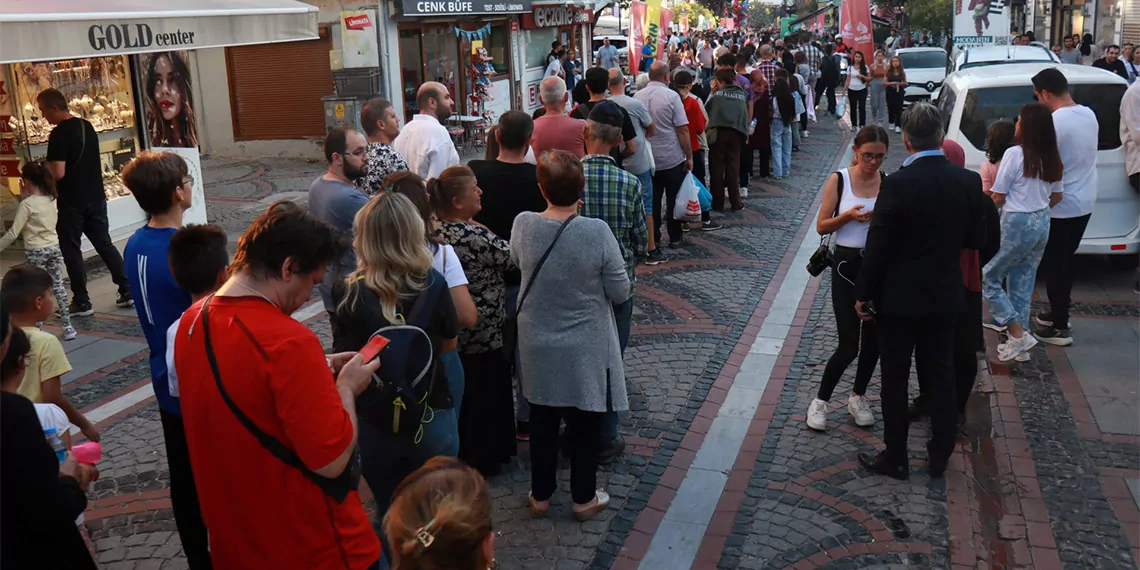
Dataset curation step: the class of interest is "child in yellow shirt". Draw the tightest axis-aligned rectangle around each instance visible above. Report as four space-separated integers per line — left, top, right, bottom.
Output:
0 264 98 441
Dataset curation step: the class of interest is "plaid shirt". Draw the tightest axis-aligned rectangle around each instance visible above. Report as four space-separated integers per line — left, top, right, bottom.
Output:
801 44 823 80
756 60 782 91
581 154 649 282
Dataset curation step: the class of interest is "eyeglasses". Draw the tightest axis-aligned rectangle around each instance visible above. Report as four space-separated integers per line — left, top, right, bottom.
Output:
860 153 887 162
182 175 194 187
346 148 368 158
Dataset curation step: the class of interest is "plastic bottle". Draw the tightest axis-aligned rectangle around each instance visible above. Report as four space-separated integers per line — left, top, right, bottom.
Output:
44 428 66 463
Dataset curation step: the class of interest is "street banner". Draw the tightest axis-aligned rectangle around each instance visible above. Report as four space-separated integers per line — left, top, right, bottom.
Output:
953 0 1010 48
838 0 873 59
644 0 664 63
629 1 647 73
723 18 735 31
658 7 674 57
680 15 689 33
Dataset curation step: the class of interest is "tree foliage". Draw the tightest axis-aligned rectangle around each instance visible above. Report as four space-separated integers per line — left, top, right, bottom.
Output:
747 3 782 30
905 0 952 32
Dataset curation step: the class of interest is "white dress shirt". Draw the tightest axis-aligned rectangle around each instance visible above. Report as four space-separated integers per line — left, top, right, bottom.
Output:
393 114 461 180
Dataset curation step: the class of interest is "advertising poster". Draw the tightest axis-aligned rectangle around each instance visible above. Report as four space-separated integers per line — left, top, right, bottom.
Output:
644 0 664 63
152 146 207 225
953 0 1010 48
137 51 198 149
838 0 873 61
657 8 674 58
341 10 380 68
629 1 647 73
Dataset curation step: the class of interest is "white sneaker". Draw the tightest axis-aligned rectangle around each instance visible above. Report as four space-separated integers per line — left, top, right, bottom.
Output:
63 326 77 341
998 333 1038 362
997 341 1031 362
803 130 810 137
895 125 901 134
740 187 749 198
806 398 828 431
848 395 875 426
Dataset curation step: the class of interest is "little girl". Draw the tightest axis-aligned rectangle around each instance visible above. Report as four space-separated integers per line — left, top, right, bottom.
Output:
0 162 76 340
981 120 1016 195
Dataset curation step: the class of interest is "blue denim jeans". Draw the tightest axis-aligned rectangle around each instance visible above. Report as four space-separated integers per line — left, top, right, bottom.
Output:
418 349 463 458
602 297 634 442
504 283 529 423
634 169 654 218
770 119 793 177
982 209 1051 329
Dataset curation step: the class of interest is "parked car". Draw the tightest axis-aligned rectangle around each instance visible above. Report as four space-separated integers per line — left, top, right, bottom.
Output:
935 45 1061 100
897 47 948 104
592 35 629 71
938 63 1140 261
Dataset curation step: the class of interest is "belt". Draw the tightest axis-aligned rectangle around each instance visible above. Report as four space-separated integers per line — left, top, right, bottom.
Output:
835 245 863 256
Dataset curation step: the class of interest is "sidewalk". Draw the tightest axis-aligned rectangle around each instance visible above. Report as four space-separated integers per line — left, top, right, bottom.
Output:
29 116 1140 570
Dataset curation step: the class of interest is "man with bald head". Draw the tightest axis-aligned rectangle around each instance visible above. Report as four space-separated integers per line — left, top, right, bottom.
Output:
393 81 460 179
530 76 587 158
635 61 692 250
609 67 658 256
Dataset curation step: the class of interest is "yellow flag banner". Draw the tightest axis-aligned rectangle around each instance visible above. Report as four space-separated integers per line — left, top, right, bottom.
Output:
643 0 664 61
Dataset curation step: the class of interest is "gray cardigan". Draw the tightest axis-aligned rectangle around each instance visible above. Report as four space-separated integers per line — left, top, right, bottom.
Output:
509 213 631 413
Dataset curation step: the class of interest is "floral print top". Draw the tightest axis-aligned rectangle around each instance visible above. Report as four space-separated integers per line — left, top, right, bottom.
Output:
358 142 410 195
436 220 512 353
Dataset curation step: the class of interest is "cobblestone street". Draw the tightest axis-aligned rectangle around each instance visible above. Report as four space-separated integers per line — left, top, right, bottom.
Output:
47 116 1139 570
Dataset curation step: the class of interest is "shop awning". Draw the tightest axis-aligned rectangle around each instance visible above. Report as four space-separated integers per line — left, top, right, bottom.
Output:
0 0 318 64
788 4 834 29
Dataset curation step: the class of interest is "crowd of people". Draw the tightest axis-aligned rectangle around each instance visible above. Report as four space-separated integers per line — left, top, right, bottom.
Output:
0 25 1124 570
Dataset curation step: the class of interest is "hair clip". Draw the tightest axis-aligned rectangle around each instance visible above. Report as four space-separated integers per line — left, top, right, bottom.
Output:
415 518 437 549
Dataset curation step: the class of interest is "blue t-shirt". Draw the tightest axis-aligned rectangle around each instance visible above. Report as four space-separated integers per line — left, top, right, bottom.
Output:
125 226 192 415
308 176 369 312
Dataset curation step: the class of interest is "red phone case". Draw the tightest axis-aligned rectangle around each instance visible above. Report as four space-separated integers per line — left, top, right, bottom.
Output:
359 335 390 362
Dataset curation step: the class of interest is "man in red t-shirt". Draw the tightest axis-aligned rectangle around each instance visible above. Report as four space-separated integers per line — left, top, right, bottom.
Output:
531 76 588 158
173 203 381 569
835 37 851 55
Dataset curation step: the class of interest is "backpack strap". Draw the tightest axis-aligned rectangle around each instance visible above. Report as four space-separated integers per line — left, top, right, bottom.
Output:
406 270 443 330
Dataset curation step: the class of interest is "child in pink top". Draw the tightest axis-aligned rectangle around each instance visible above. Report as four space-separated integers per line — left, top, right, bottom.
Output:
982 120 1016 194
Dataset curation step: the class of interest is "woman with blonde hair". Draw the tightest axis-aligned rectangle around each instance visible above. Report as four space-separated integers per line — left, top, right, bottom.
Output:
331 191 460 560
383 457 494 570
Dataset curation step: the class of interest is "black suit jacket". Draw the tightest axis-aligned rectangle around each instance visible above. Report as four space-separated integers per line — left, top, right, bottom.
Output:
854 155 988 318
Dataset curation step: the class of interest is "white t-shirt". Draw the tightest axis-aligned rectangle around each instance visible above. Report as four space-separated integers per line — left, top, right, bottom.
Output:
431 243 468 288
1051 104 1099 218
847 67 867 90
545 59 563 77
165 316 182 398
35 402 70 436
990 146 1061 213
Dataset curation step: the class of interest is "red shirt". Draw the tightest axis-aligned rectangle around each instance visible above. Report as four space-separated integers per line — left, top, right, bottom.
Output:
174 297 381 570
681 95 708 151
531 113 587 158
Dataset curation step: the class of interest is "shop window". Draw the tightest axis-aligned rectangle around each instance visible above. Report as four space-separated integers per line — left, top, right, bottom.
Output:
524 28 558 70
485 24 510 76
424 27 460 106
399 28 425 120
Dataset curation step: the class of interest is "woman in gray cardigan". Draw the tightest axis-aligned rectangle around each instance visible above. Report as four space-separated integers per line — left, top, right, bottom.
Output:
510 149 631 521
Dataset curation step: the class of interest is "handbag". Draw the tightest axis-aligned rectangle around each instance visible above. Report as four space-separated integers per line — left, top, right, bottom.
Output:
502 215 577 365
200 296 360 503
807 171 845 277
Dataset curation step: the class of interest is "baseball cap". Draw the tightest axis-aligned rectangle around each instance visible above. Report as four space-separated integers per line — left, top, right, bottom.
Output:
587 100 624 128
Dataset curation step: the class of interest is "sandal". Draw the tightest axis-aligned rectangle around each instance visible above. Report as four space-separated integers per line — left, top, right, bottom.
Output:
528 492 550 517
572 489 611 522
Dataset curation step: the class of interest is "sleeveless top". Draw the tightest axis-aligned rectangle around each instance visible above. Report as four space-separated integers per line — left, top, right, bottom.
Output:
886 71 906 92
834 168 878 248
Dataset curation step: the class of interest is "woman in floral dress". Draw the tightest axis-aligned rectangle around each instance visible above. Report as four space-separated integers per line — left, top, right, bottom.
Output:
429 165 517 476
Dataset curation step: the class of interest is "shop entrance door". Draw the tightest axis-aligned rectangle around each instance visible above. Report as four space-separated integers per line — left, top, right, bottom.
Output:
397 24 461 122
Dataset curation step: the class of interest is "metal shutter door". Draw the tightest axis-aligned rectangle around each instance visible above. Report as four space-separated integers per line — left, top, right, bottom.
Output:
226 33 333 141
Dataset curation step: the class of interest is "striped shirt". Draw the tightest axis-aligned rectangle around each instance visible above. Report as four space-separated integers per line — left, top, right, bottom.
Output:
581 154 649 282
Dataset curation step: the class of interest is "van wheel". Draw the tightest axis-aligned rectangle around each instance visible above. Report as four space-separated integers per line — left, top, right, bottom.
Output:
1109 254 1140 270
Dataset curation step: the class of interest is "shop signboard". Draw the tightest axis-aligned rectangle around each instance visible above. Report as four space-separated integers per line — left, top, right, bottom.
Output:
953 0 1011 48
400 0 533 16
520 6 591 28
0 80 18 177
340 10 380 68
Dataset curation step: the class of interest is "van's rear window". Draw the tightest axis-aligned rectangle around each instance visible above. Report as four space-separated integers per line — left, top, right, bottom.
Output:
960 84 1125 151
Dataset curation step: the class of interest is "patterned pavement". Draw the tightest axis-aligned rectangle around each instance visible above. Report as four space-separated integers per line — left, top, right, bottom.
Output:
47 114 1140 570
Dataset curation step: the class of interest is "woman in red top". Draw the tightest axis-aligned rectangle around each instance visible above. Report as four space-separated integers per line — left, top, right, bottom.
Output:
748 69 773 180
672 70 708 183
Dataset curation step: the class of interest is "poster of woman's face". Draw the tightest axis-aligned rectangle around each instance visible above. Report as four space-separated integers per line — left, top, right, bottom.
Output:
141 51 198 148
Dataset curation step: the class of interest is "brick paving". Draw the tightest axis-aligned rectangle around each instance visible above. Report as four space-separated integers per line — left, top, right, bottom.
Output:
51 115 1140 569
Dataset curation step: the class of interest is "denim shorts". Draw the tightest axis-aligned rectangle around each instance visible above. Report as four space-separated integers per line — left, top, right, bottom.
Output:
634 169 654 213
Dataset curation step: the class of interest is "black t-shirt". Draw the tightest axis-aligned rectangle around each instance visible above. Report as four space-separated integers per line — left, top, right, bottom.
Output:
469 160 546 241
330 271 458 406
570 101 636 168
1093 57 1129 81
46 118 104 203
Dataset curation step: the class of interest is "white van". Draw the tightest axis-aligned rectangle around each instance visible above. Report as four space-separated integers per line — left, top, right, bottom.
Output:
897 47 947 104
937 63 1140 259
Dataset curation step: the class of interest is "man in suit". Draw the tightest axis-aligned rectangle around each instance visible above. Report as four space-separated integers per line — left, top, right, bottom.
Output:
853 102 988 480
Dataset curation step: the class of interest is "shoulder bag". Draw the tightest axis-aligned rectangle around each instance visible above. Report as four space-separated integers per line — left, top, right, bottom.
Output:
502 215 577 365
807 171 845 277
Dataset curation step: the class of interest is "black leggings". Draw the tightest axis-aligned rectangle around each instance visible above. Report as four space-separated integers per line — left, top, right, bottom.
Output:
886 87 905 125
817 248 879 401
848 88 868 128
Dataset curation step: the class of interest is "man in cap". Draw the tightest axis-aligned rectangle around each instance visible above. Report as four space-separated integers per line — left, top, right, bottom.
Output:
580 100 649 463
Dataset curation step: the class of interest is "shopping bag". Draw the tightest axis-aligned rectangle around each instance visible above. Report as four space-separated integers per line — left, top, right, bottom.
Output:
674 172 703 223
835 94 847 118
695 176 712 212
806 90 817 122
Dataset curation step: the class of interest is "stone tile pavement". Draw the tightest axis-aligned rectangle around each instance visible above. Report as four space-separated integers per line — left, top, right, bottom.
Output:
26 114 1140 570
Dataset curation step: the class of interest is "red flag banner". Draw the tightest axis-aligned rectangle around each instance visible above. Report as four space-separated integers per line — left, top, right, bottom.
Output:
839 0 873 59
629 1 647 73
658 7 674 58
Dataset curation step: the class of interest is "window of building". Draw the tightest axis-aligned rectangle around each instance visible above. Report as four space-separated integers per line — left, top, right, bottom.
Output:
524 28 558 70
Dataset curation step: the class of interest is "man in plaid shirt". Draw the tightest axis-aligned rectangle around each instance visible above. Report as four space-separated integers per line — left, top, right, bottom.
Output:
755 44 782 89
799 37 824 93
580 100 649 463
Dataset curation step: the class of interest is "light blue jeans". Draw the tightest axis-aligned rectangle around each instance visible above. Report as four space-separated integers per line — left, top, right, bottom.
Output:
417 349 464 457
982 209 1051 329
770 119 793 177
869 79 886 125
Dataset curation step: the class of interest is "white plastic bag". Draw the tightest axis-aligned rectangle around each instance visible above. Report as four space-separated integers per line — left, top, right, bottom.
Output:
835 94 847 118
674 172 703 223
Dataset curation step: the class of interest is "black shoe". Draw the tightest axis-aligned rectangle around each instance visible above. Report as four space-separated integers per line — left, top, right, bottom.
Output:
1033 312 1054 328
858 451 909 481
645 249 668 266
115 290 134 308
701 220 724 231
908 397 927 420
598 435 626 465
927 455 949 479
515 421 530 442
68 301 94 317
1033 326 1073 347
668 238 688 249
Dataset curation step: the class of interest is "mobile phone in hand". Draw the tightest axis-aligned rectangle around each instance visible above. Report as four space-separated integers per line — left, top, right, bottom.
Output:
359 335 390 363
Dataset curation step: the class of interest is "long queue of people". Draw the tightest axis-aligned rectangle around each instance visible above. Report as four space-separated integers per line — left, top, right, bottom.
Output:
804 67 1101 482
